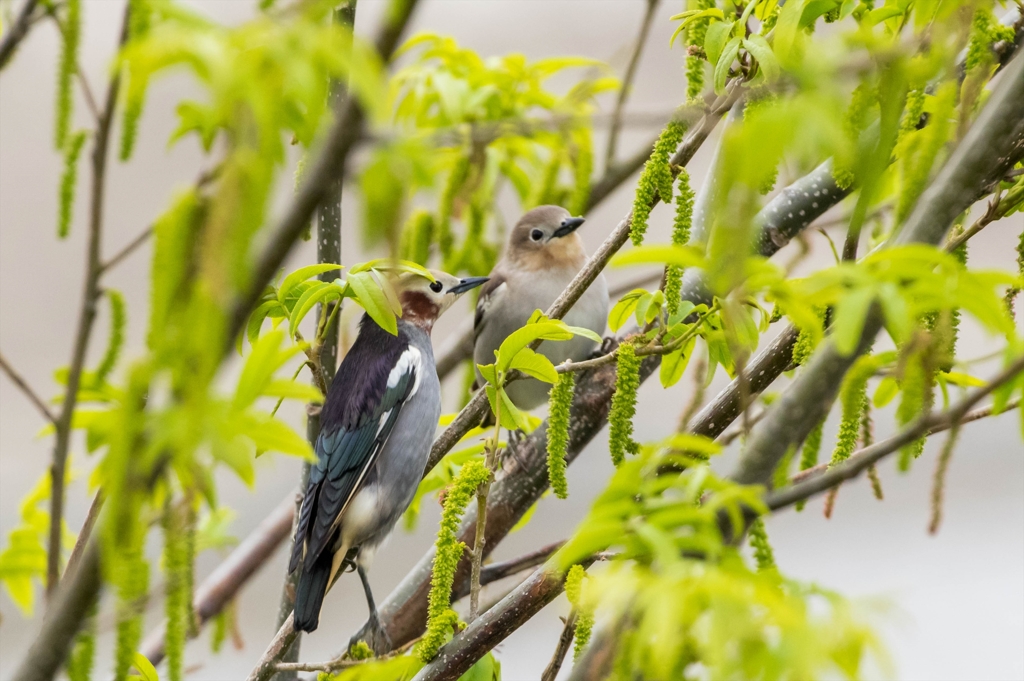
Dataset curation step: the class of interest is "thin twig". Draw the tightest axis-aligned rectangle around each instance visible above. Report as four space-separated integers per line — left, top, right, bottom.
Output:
46 7 130 599
0 351 57 423
789 399 1020 485
100 226 153 273
63 490 104 583
604 0 660 171
0 0 40 70
540 609 578 681
479 541 565 586
766 357 1024 511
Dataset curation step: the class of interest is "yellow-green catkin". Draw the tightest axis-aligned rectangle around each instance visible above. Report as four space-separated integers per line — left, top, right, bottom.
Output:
862 403 884 500
54 0 81 149
966 7 1015 72
565 565 593 661
164 504 192 681
685 0 715 101
630 120 687 246
349 640 374 660
834 82 874 190
609 342 641 466
896 83 955 224
420 460 490 662
948 225 968 358
399 209 435 266
114 549 149 681
794 419 824 512
211 608 228 653
773 443 796 491
66 606 96 681
438 155 470 266
745 93 779 194
119 0 151 161
569 126 593 216
1007 227 1024 318
94 289 127 385
828 356 875 470
897 349 930 471
747 517 776 571
664 169 695 316
547 371 575 499
58 131 88 239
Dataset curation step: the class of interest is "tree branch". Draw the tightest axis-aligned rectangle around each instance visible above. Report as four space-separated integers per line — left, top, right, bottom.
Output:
604 0 660 171
0 351 57 423
540 609 578 681
141 493 295 665
62 490 103 583
46 6 129 599
765 359 1024 511
99 226 153 273
731 52 1024 491
224 0 419 355
10 539 102 681
0 0 40 71
412 560 592 681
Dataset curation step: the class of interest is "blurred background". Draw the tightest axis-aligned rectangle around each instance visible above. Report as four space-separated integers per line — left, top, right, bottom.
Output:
1 1 1022 679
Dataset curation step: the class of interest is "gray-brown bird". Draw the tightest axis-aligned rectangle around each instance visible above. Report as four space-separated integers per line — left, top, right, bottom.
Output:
474 205 608 410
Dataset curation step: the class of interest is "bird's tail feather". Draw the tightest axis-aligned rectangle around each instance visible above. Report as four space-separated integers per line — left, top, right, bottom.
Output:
293 547 333 633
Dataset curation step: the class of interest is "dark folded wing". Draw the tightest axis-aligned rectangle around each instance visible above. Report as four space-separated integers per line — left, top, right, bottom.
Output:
291 347 421 572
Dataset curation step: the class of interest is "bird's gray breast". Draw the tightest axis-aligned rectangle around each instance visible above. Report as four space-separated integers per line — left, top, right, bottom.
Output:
348 324 440 548
476 267 608 410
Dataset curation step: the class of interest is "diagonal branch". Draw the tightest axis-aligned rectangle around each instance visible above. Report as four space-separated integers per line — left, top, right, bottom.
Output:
766 359 1024 511
0 351 57 423
0 0 40 71
730 51 1024 491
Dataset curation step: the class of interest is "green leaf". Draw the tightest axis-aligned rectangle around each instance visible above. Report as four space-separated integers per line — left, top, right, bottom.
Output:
873 376 899 407
940 371 986 388
262 379 323 403
774 0 811 66
609 289 646 332
660 337 695 388
612 245 705 270
877 283 910 344
288 281 345 339
704 21 734 65
669 8 726 47
477 362 499 387
348 270 398 335
496 321 574 373
239 412 315 461
458 651 501 681
277 263 342 305
247 299 286 345
509 348 559 384
132 652 160 681
714 37 742 93
743 36 780 81
832 287 875 356
234 330 300 409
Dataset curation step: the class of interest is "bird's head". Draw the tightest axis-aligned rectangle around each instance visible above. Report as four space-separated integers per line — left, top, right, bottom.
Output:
394 269 488 333
505 205 587 271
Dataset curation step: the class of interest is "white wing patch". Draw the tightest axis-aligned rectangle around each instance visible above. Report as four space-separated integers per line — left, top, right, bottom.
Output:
387 346 422 398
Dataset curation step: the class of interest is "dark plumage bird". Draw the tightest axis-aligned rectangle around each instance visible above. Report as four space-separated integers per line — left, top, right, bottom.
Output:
289 269 487 650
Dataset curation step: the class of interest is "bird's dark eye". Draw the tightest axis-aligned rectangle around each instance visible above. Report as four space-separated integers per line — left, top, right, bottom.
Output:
429 280 444 293
530 229 544 241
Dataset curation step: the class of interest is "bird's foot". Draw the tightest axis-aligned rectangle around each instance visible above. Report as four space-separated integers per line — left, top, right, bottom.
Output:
502 428 528 470
595 336 618 358
349 611 392 657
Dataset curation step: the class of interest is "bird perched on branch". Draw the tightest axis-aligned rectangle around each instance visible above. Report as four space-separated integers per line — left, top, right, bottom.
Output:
289 270 488 650
474 205 608 410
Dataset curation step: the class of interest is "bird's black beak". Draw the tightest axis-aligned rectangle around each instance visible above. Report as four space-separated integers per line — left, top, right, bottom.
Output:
449 276 489 294
552 216 585 238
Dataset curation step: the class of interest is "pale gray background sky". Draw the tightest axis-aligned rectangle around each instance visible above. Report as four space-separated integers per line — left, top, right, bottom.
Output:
1 2 1022 679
